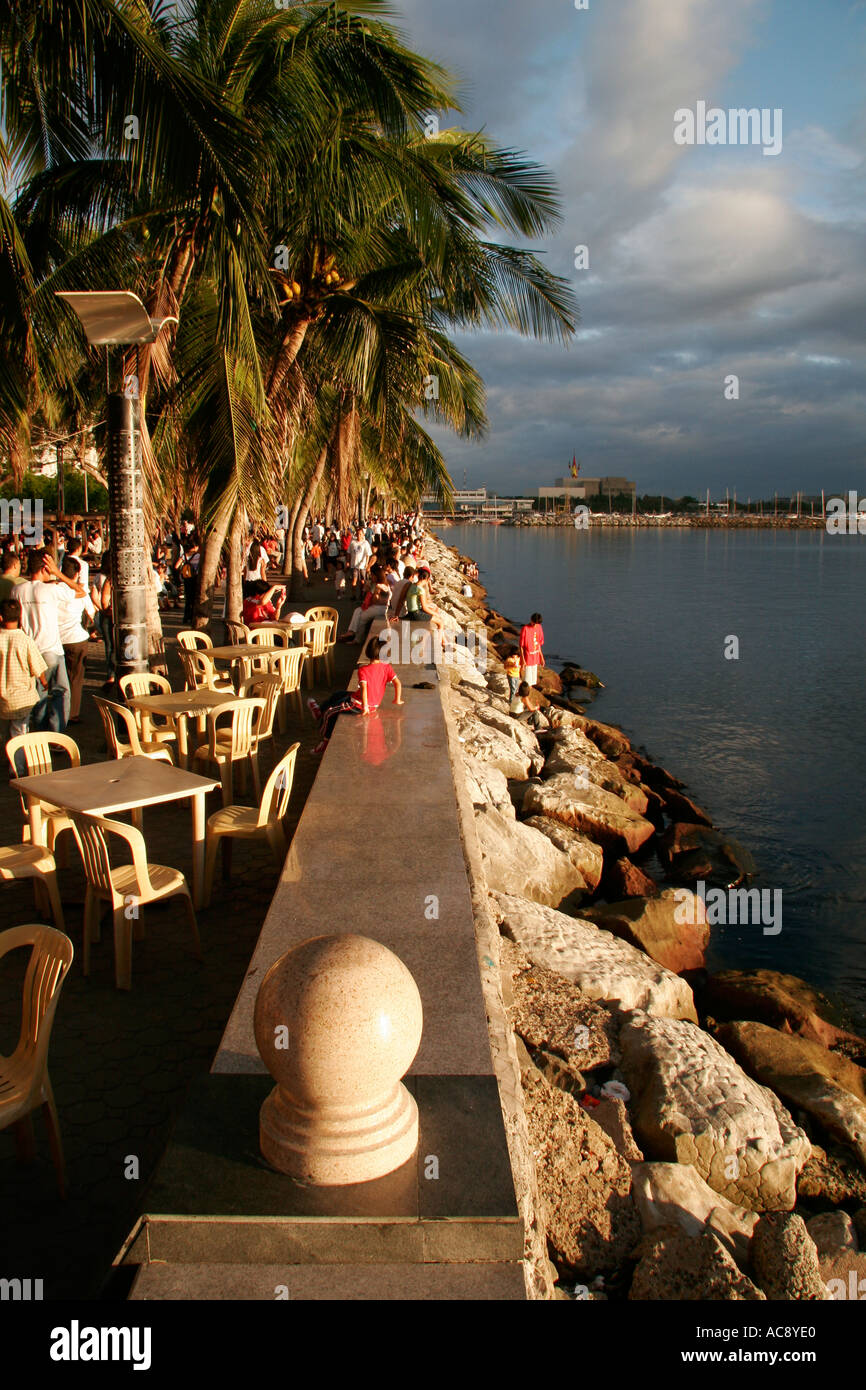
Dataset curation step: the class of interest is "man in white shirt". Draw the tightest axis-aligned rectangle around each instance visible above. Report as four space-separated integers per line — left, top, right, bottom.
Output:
58 556 96 721
16 549 84 730
64 536 89 592
347 529 373 597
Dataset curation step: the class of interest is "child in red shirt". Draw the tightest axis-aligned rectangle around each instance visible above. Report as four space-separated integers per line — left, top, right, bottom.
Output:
308 634 403 754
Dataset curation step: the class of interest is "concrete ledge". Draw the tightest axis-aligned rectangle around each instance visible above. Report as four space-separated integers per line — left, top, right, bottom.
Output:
130 1261 526 1301
212 666 493 1077
128 1073 521 1267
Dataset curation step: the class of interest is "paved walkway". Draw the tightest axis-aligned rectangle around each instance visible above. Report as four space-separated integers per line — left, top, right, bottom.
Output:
0 575 358 1300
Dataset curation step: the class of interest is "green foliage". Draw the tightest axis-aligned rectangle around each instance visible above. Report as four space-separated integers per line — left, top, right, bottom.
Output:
0 469 108 513
1 0 576 542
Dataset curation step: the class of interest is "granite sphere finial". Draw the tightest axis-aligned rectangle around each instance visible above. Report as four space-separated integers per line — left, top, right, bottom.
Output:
254 934 422 1184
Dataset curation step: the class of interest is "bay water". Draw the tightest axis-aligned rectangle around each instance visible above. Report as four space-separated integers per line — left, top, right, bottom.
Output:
445 522 866 1031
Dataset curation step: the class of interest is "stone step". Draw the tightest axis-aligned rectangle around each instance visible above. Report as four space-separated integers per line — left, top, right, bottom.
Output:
130 1261 526 1301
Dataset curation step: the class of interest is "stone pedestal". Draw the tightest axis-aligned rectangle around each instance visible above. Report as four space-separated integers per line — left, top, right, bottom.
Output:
253 935 423 1185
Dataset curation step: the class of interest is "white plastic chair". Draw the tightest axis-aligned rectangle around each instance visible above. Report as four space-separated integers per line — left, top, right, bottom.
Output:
118 671 179 751
191 697 266 806
203 743 299 904
6 732 80 858
0 924 74 1196
69 812 200 991
92 694 174 764
0 843 65 930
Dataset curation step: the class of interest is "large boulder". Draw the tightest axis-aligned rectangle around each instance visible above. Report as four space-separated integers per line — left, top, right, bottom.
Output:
806 1211 858 1259
584 889 710 974
660 787 713 826
702 969 865 1055
523 816 604 892
470 703 544 771
523 775 655 854
604 857 660 900
629 1227 765 1301
462 760 514 819
750 1213 829 1300
716 1020 866 1166
474 805 589 908
521 1065 641 1278
461 722 533 781
501 936 620 1076
659 822 756 886
797 1144 866 1205
618 1012 811 1211
492 892 698 1022
630 1161 759 1266
543 730 648 812
572 717 632 759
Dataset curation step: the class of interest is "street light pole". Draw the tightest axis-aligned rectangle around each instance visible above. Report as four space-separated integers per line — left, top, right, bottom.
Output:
55 291 177 683
106 390 149 676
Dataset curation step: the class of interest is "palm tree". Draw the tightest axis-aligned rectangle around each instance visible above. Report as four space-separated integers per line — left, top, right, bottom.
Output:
3 1 577 643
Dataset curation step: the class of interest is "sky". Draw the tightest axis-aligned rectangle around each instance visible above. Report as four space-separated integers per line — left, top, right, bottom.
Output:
389 0 866 499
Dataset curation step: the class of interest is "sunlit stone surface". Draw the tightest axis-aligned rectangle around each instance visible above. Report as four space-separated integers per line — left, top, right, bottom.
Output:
254 935 423 1185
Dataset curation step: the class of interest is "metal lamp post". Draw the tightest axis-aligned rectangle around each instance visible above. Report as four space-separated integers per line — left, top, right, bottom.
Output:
55 292 177 680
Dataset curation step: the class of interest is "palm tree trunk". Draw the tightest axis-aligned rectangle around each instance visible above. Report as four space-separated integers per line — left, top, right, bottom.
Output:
267 318 311 403
289 442 329 598
225 508 245 626
196 491 234 629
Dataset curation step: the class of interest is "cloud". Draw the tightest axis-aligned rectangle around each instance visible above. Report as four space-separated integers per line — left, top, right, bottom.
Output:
391 0 865 496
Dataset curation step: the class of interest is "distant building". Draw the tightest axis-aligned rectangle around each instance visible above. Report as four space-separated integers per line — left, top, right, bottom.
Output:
421 487 487 511
537 475 636 506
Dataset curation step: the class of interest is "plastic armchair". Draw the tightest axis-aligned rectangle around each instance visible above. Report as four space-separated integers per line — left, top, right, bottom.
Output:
191 697 266 807
224 620 251 646
304 608 337 679
237 673 280 750
304 606 339 630
92 694 174 764
68 812 200 991
204 743 300 904
118 672 179 750
177 629 213 652
0 842 65 930
179 648 234 694
6 732 81 857
0 924 74 1195
297 618 335 686
267 647 308 732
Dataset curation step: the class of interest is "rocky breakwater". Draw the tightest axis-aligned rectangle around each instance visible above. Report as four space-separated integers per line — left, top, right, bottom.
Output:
424 529 866 1301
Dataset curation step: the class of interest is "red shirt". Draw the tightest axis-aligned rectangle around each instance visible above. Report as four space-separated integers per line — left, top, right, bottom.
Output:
520 623 544 664
358 661 396 709
243 597 276 623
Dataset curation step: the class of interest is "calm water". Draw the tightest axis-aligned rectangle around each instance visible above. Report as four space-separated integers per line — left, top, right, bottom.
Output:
446 523 866 1031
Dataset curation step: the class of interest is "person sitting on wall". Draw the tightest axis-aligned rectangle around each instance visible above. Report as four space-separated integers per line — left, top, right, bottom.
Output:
307 632 403 756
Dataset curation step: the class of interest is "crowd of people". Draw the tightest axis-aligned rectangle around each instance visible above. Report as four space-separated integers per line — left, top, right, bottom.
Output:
0 506 552 759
